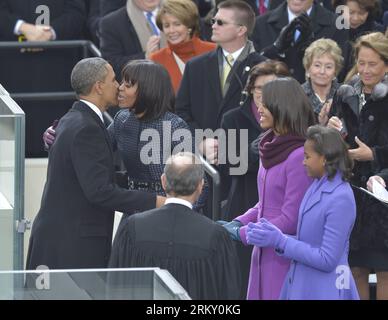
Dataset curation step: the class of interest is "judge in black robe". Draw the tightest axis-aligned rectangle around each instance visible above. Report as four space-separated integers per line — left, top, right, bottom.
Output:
109 152 241 300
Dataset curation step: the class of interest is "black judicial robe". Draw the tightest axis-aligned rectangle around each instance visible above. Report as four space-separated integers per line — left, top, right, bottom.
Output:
109 203 241 300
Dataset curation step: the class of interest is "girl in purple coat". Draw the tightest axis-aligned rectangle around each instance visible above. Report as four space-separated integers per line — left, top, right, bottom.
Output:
219 78 315 299
247 125 360 300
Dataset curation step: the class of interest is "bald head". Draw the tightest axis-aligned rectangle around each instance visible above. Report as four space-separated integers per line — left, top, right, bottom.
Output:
163 152 204 197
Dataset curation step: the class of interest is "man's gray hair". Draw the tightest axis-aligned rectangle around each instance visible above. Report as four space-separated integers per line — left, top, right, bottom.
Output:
71 57 109 96
163 152 204 196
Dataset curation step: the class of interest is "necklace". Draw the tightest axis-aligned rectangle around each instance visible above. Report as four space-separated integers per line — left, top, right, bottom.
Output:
359 90 366 112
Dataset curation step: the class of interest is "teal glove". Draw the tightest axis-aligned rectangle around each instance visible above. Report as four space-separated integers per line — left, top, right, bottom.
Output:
217 220 242 241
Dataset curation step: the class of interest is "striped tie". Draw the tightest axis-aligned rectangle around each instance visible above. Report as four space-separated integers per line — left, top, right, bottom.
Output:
146 12 159 35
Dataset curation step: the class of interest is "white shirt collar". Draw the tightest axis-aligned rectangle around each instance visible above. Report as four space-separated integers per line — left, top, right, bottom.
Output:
222 46 245 66
165 197 193 210
287 5 313 23
143 8 159 17
80 99 104 124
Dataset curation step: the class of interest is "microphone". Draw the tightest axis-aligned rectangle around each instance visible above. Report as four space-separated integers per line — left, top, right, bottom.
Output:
239 90 249 106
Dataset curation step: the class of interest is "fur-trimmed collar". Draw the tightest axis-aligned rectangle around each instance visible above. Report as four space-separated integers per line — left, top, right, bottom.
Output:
347 74 388 101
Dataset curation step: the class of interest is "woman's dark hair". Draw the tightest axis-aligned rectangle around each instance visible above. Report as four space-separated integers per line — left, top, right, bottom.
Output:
121 60 175 121
261 77 316 136
332 0 381 19
306 125 354 181
245 60 290 95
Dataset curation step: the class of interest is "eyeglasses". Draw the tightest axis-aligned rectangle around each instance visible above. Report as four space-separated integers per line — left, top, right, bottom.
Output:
211 18 242 27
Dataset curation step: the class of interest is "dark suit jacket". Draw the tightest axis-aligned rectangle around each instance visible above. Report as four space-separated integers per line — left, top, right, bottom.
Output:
378 168 388 185
220 97 262 219
85 0 101 45
251 1 349 82
99 7 145 78
269 0 334 11
100 0 125 16
175 47 266 131
26 101 156 270
109 203 241 299
0 0 85 40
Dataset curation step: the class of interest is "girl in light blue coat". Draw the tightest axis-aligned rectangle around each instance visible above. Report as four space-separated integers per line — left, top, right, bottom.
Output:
247 125 360 300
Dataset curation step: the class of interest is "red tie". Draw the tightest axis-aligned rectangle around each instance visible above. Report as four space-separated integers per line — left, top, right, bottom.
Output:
259 0 267 15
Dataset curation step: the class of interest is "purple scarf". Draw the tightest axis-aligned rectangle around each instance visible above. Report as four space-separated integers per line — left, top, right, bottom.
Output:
259 130 305 169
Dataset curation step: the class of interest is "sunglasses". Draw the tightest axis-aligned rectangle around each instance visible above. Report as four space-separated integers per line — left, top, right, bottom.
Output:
211 18 242 27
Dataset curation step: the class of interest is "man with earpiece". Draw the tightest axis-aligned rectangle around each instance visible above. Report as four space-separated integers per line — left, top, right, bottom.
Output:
175 1 266 210
176 0 265 136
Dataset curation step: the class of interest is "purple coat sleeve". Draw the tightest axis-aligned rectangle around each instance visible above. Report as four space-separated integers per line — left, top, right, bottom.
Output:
268 150 311 235
280 187 356 272
235 203 260 244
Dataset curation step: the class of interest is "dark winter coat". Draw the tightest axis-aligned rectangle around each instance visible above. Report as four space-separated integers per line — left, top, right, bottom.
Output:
330 75 388 250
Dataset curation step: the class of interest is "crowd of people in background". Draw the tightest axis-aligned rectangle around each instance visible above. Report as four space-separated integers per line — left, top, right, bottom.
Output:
3 0 388 300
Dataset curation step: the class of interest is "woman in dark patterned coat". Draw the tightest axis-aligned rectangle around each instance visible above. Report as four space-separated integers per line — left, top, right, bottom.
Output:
43 60 207 211
328 32 388 300
108 60 207 217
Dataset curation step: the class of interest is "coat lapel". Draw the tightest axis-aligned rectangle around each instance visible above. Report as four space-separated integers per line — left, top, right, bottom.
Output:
206 50 222 105
267 2 289 31
300 173 344 216
310 4 332 37
72 101 114 157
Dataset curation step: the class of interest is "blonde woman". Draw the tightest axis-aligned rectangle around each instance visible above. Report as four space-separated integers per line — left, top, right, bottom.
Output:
328 32 388 300
149 0 216 92
302 38 343 125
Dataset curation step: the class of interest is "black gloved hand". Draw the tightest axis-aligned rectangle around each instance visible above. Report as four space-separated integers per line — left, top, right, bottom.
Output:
273 17 299 53
294 12 313 48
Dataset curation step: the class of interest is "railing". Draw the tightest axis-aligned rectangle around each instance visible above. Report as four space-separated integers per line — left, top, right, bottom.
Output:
0 84 25 270
0 40 113 123
1 40 100 102
198 155 221 221
0 39 101 58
